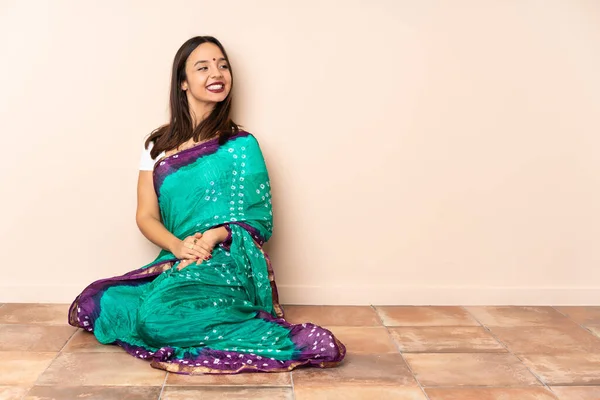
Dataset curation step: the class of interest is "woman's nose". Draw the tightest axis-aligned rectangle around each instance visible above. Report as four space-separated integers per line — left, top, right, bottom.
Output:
211 66 223 79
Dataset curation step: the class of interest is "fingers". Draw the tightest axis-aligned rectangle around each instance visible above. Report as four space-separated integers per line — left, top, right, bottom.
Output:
186 250 210 262
184 233 202 244
186 244 210 260
180 245 203 260
179 245 211 264
188 238 213 257
181 238 205 259
181 235 213 262
177 258 197 271
193 247 212 261
177 252 209 270
195 241 213 254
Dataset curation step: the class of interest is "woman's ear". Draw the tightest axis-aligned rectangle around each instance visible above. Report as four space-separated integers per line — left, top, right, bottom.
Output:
181 81 188 91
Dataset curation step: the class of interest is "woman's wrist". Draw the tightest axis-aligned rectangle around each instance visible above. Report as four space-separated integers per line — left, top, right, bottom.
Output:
167 236 181 253
212 226 229 244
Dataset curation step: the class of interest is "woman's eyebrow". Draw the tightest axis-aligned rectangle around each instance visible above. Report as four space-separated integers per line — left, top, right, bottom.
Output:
194 58 227 67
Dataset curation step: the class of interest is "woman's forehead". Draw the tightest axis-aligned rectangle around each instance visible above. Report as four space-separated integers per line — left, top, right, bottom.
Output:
189 43 224 62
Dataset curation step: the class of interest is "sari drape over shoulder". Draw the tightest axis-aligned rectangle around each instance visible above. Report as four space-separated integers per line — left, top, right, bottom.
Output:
68 132 346 374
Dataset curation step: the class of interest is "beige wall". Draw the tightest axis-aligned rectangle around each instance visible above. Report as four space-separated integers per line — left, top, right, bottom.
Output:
1 1 599 305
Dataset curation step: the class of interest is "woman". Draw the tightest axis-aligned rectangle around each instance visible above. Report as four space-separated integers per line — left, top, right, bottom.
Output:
68 36 346 374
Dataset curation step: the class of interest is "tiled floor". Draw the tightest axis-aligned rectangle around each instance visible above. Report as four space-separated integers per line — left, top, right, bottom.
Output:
1 304 600 399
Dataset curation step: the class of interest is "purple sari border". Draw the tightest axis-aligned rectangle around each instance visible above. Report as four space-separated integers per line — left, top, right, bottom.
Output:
213 221 266 251
256 311 346 362
68 258 177 330
115 339 174 362
109 310 345 375
261 250 283 318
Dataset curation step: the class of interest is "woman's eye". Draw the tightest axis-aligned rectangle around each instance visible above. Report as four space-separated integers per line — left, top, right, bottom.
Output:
198 67 208 71
220 65 229 69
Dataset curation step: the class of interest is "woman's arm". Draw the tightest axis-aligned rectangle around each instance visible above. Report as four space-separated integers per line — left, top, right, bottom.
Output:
136 170 181 252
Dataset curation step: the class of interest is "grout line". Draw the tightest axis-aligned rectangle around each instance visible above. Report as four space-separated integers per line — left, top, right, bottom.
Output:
548 305 600 397
552 305 600 338
460 306 554 394
57 327 80 352
371 305 432 400
290 371 296 400
158 372 169 400
156 384 293 389
370 305 386 329
21 325 81 399
371 304 384 326
410 384 559 389
30 327 79 386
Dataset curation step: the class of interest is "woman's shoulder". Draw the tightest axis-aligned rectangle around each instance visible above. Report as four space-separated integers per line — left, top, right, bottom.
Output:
229 130 261 147
226 131 268 162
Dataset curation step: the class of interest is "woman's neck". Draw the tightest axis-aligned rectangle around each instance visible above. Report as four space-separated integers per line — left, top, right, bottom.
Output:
189 102 214 129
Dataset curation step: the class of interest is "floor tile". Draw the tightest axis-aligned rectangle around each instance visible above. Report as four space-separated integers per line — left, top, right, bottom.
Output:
404 353 540 387
323 326 397 354
166 370 291 386
550 386 600 400
465 307 568 327
491 323 600 354
389 327 505 353
0 304 70 325
292 353 417 386
0 324 76 352
520 354 600 385
0 352 57 385
425 387 558 399
0 386 30 400
61 330 123 353
36 352 165 386
554 307 600 326
294 386 427 400
23 386 161 400
375 306 480 327
161 386 293 400
281 306 381 326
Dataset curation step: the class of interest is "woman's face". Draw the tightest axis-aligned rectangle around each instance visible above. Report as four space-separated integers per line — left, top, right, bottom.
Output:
181 42 232 109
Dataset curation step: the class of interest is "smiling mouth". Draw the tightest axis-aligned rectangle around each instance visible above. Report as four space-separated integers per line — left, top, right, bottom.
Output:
206 84 224 91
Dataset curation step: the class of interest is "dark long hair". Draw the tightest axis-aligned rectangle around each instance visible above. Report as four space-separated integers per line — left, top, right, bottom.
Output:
145 36 239 159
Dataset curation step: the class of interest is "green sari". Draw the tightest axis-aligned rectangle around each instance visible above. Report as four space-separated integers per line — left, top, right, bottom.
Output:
68 131 346 374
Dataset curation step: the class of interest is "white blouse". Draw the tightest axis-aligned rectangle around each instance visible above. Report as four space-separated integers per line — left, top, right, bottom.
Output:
139 139 166 171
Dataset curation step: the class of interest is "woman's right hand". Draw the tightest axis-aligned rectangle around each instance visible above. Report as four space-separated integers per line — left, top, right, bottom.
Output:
171 232 212 261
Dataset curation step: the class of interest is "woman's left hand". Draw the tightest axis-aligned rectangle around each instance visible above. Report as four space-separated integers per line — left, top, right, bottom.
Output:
177 226 228 270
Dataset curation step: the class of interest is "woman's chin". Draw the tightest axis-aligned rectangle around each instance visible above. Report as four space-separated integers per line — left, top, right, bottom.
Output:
204 94 229 103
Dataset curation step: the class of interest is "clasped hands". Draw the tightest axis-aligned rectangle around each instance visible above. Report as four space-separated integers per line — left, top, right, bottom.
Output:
171 226 228 270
